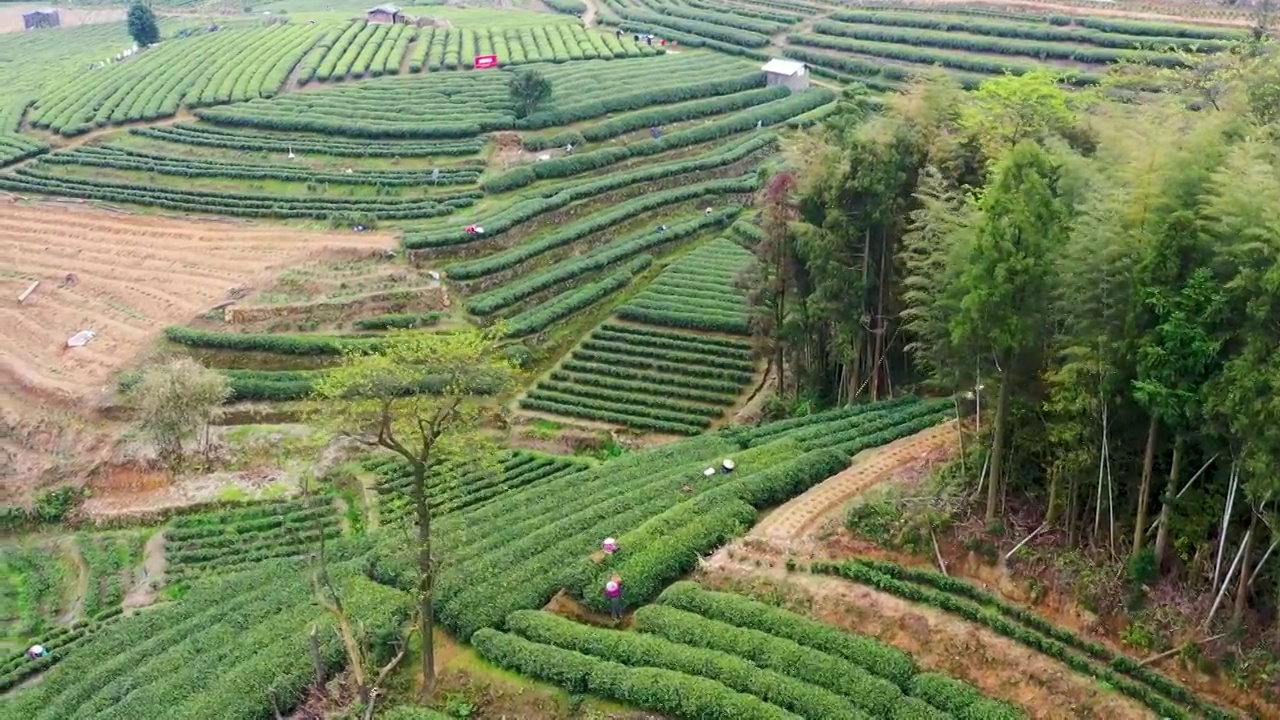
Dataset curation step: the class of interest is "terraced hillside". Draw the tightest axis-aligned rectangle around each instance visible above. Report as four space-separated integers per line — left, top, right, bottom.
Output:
520 236 761 434
477 583 1026 719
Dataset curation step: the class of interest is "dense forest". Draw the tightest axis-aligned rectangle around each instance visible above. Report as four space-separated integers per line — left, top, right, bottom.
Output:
747 44 1280 641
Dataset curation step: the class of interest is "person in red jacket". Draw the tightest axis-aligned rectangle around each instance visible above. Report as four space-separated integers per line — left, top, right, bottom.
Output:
604 575 624 621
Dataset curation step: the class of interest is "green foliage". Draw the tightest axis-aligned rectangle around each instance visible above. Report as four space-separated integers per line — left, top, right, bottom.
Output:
127 3 160 47
509 69 553 119
810 559 1232 720
504 255 653 338
543 0 587 15
655 581 918 688
470 628 801 719
3 558 412 718
43 146 481 186
34 486 82 523
407 133 776 248
449 177 755 280
485 88 833 191
503 610 871 719
0 168 476 220
354 313 443 331
164 497 341 581
128 357 229 469
465 209 741 316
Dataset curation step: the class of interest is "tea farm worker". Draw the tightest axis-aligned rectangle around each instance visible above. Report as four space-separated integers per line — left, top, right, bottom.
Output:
602 537 619 555
27 644 47 661
605 575 624 621
722 458 736 474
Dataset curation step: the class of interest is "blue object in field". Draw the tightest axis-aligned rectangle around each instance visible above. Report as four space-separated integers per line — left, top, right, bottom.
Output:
650 127 662 139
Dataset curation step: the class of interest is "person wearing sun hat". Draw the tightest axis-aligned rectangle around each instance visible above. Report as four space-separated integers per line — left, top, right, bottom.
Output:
604 575 624 621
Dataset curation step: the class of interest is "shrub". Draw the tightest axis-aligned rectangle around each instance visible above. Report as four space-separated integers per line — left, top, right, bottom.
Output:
633 605 903 716
470 628 801 719
504 610 870 720
353 312 442 330
656 581 918 687
809 560 1212 720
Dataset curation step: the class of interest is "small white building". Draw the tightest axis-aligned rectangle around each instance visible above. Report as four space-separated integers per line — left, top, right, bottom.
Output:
761 58 810 92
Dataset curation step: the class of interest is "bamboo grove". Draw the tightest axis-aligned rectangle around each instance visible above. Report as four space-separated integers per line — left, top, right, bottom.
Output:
743 46 1280 632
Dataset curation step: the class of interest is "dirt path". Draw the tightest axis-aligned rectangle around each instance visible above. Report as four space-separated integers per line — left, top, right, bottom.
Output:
123 530 166 611
58 536 89 624
581 0 599 28
750 420 960 542
697 552 1153 720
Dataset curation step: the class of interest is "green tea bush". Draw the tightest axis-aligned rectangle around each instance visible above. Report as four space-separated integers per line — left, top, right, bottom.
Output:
633 605 902 716
656 581 918 687
470 628 801 719
504 610 870 719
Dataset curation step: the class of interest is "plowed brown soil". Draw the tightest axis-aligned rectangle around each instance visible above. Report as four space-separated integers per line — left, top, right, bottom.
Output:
0 200 394 409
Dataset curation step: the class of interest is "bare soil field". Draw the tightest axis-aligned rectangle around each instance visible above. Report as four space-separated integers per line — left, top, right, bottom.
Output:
0 5 125 34
0 198 395 496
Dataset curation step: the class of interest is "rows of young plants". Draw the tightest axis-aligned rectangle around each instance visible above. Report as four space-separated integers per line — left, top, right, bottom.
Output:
448 176 758 282
42 145 481 186
632 0 796 35
76 532 145 619
810 20 1187 67
403 132 776 249
194 54 759 139
484 87 834 192
0 609 123 693
617 236 754 334
522 85 788 151
847 4 1247 41
504 254 654 338
2 556 412 719
810 558 1236 720
311 21 416 81
163 496 341 582
465 209 742 319
787 32 1104 85
1 542 70 642
645 582 1026 718
0 167 478 219
129 123 486 158
409 23 659 72
415 398 950 641
367 450 592 523
0 127 46 168
602 0 774 48
29 23 335 136
828 9 1237 51
217 365 508 403
522 319 757 433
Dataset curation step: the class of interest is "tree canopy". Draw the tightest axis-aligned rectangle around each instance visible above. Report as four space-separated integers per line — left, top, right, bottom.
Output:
509 69 552 119
127 2 160 47
746 44 1280 634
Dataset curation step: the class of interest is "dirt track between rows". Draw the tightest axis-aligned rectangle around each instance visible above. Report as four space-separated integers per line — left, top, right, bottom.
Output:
750 420 960 542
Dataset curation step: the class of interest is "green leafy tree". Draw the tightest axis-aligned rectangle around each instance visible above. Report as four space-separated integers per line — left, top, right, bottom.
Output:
958 70 1080 161
509 70 552 119
1200 140 1280 626
127 2 160 47
311 328 520 698
949 142 1066 526
129 357 229 470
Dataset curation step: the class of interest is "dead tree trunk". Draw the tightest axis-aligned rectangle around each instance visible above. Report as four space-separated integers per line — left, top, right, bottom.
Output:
1153 435 1183 570
1131 416 1159 557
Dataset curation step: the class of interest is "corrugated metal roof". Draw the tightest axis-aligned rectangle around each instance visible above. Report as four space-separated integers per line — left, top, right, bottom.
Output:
761 58 806 76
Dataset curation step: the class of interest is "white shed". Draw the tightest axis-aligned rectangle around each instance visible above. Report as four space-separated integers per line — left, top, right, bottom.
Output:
762 58 810 92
